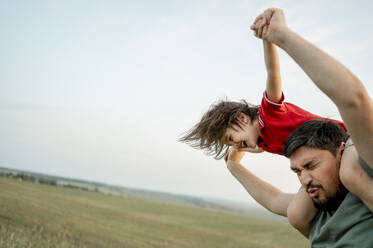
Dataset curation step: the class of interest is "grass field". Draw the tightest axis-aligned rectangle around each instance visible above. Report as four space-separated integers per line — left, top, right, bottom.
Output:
0 177 308 248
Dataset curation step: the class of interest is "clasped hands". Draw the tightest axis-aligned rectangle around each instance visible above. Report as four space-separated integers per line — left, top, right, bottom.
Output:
249 8 287 43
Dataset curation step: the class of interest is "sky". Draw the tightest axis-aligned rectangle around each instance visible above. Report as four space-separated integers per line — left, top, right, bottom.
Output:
1 0 373 205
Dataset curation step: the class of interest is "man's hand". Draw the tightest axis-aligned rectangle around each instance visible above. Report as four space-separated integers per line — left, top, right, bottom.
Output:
224 148 246 164
251 14 266 39
240 146 264 153
250 8 288 44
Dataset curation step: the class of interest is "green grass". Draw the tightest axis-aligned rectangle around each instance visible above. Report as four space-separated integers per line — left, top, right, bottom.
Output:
0 177 308 248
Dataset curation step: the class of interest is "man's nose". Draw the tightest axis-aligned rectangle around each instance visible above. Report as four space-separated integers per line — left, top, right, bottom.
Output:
299 171 312 186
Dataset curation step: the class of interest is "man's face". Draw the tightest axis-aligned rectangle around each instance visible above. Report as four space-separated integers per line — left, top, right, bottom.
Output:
223 113 260 150
290 146 347 211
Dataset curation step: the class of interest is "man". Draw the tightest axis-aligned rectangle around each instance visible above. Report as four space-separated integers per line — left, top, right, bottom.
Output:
227 119 373 246
226 8 373 247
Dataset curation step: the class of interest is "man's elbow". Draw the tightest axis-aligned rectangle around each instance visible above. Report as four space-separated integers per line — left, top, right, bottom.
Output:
338 78 368 109
287 205 301 228
287 207 310 237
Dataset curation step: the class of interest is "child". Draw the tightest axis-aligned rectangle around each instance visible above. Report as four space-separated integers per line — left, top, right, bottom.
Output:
180 13 373 237
180 41 345 159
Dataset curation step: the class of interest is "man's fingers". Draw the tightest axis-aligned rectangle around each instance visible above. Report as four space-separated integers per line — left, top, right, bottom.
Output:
251 8 285 41
263 8 274 24
224 150 229 162
257 27 263 38
251 14 269 39
253 15 263 25
259 16 267 28
253 18 266 38
251 15 263 30
254 20 263 38
258 19 267 37
250 16 257 30
262 25 268 37
225 148 233 162
254 18 262 30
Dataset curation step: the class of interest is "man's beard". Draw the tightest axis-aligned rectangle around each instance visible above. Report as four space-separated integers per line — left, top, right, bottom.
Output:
311 183 348 211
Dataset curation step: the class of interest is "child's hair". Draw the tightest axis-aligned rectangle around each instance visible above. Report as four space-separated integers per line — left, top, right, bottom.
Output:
179 100 259 159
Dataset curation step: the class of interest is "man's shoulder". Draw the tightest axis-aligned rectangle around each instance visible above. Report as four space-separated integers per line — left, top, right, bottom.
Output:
310 193 373 247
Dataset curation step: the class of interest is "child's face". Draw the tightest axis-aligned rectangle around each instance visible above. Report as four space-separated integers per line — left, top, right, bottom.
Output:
223 113 260 150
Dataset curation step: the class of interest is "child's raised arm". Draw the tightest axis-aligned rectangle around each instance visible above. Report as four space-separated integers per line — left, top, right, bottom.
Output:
263 41 282 102
252 15 282 102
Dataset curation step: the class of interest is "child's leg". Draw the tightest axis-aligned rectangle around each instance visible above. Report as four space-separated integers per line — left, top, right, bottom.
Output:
287 187 318 238
340 144 373 212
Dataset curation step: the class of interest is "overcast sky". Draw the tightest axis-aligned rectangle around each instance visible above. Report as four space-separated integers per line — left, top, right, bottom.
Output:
1 0 373 204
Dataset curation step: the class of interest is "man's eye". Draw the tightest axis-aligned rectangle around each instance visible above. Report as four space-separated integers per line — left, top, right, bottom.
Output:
305 162 317 170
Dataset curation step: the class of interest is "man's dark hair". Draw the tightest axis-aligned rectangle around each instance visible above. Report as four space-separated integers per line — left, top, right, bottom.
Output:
179 100 259 159
284 119 349 158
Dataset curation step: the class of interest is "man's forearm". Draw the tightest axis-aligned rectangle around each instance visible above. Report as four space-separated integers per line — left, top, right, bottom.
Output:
272 27 373 167
227 161 293 216
273 28 363 108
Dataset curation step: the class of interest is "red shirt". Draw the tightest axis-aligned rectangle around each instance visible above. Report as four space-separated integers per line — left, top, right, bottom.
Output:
257 92 346 155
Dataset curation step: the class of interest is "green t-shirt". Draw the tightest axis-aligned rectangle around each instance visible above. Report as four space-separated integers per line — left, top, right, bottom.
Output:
309 157 373 247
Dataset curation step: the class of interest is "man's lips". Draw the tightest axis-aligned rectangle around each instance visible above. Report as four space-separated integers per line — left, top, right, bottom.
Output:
308 188 319 198
307 184 322 198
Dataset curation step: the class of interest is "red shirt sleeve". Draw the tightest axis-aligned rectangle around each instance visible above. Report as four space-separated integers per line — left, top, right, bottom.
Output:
259 91 286 126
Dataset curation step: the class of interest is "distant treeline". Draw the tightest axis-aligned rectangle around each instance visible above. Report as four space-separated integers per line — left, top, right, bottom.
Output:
0 171 98 192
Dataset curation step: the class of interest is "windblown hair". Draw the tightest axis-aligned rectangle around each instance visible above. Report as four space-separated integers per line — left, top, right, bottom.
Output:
284 119 349 158
179 100 259 159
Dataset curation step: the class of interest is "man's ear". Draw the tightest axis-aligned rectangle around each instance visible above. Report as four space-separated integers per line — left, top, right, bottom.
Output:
237 112 249 124
337 142 346 161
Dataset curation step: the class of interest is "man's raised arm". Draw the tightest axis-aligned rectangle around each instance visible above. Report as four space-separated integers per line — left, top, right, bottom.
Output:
254 8 373 167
